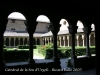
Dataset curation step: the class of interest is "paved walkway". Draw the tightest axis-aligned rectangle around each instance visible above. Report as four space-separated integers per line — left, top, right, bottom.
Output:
33 55 96 75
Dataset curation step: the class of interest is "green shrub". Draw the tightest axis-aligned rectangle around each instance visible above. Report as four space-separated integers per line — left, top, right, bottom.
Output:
18 45 36 49
4 50 29 63
3 45 6 48
40 46 95 59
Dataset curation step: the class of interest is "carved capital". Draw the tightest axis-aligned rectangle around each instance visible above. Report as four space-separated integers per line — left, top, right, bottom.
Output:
48 23 61 34
25 21 38 34
68 25 78 34
83 26 92 35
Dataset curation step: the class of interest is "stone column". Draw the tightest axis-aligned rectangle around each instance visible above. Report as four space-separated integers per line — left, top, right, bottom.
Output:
47 37 49 44
82 35 85 47
25 19 37 63
45 38 47 45
14 37 15 47
76 35 79 46
50 37 52 43
89 34 91 46
23 38 25 45
27 37 29 45
35 38 37 45
48 22 61 65
67 35 70 47
67 18 78 68
83 26 92 57
63 36 65 47
9 37 11 47
4 37 6 45
18 38 20 45
59 36 61 47
68 25 78 58
0 17 8 70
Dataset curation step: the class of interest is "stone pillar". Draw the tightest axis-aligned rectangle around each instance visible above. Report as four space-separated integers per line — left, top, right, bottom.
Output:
50 37 52 43
0 17 8 70
35 38 37 45
67 19 78 68
76 35 79 46
27 37 29 45
45 38 47 45
82 35 85 47
25 19 37 64
40 38 44 45
67 35 70 47
9 37 11 47
63 36 65 47
47 37 49 44
4 37 6 45
83 26 92 57
14 37 15 47
18 38 20 45
59 36 61 47
23 38 25 45
48 22 61 66
89 34 91 46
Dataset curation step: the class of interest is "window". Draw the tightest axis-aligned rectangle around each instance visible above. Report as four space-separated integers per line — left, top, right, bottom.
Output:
11 19 15 23
63 21 66 25
11 28 15 30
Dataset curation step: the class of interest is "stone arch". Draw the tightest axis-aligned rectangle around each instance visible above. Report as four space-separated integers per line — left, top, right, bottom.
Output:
75 35 77 46
33 38 36 45
37 38 40 45
24 38 27 45
65 36 68 46
20 38 23 45
84 35 86 46
79 35 83 46
61 36 64 46
69 35 72 46
10 38 14 46
6 38 9 46
59 19 69 31
15 38 19 46
77 20 84 29
90 34 95 46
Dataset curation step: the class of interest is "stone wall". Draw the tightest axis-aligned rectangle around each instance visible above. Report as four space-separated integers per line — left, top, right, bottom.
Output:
6 19 26 31
6 19 50 33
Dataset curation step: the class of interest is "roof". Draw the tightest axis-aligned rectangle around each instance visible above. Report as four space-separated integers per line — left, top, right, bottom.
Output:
4 31 44 37
8 12 50 23
3 27 95 37
42 27 95 37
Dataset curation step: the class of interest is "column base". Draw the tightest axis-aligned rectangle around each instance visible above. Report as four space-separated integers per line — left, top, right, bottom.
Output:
71 55 77 68
0 61 5 71
86 53 91 57
53 57 60 62
28 59 35 64
52 57 61 69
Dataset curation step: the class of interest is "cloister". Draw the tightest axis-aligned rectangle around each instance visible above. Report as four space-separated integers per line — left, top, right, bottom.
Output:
3 14 95 47
0 0 99 74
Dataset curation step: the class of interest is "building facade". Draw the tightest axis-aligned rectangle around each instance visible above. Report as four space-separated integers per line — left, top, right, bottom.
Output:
3 15 95 48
